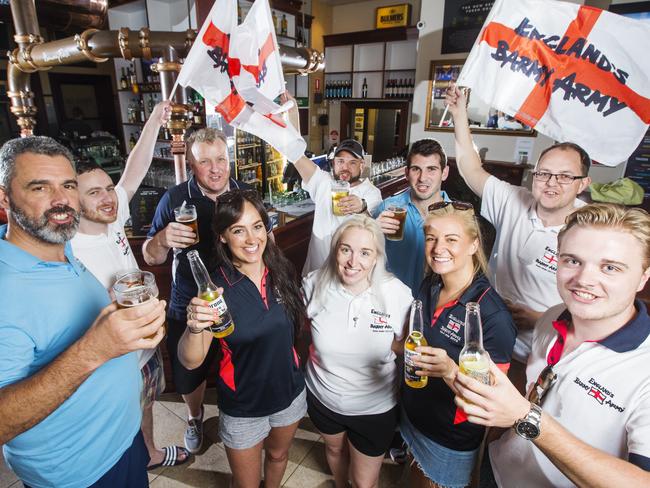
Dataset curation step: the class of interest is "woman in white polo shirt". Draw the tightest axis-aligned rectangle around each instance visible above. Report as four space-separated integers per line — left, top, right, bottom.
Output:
302 215 412 488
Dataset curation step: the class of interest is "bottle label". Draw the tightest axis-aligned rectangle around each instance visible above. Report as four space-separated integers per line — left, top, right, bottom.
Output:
206 296 233 333
404 349 421 382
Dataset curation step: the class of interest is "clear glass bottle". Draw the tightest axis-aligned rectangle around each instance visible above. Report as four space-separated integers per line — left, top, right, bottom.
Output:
459 302 490 384
187 250 235 338
405 300 428 389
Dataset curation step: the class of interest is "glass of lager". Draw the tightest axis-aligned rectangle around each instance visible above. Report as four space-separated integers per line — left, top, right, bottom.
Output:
174 204 199 245
386 205 407 241
112 270 160 340
331 180 350 216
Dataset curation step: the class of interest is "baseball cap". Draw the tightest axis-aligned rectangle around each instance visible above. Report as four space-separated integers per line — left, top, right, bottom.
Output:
333 139 365 159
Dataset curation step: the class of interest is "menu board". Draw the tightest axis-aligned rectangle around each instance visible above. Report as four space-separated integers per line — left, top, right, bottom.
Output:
128 187 166 237
441 0 495 54
624 129 650 208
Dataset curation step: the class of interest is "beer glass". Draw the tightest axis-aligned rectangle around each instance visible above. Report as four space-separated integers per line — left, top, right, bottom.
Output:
174 204 199 245
387 205 407 241
113 270 160 340
331 180 350 216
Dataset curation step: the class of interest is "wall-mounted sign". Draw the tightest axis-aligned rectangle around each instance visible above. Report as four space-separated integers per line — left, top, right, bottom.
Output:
442 0 495 54
376 4 411 29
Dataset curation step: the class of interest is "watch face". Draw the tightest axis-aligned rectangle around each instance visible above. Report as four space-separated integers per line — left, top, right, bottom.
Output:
516 421 540 439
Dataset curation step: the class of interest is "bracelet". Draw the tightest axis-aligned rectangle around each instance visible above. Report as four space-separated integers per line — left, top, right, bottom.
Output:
188 326 204 334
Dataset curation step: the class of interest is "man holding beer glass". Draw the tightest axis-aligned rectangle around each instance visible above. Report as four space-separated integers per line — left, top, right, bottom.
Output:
0 136 165 487
70 100 190 471
374 139 451 293
143 128 253 454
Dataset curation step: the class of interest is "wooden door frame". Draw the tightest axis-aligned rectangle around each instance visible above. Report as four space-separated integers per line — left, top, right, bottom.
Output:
340 100 410 149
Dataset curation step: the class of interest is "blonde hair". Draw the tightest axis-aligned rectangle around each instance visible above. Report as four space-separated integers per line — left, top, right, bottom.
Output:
558 203 650 268
186 128 228 162
423 205 488 278
309 215 392 311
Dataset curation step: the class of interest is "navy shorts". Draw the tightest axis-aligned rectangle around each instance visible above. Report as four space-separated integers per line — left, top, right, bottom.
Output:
306 388 398 457
166 316 221 394
24 430 149 488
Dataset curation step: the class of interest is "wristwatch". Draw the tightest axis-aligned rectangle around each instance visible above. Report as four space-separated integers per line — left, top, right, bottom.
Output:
514 403 542 440
359 198 368 213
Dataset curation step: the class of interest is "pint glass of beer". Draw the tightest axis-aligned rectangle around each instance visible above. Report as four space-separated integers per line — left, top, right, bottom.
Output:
386 205 407 241
174 204 199 245
113 270 160 340
331 180 350 216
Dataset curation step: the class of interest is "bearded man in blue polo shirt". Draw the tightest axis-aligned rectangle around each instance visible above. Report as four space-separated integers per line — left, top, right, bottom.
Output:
0 136 166 488
374 139 451 293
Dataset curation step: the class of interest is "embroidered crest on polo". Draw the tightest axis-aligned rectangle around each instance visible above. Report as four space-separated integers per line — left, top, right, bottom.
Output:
439 314 464 343
534 246 559 274
573 376 626 413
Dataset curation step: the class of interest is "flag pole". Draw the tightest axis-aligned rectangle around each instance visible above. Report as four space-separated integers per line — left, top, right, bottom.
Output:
438 104 450 127
167 79 180 102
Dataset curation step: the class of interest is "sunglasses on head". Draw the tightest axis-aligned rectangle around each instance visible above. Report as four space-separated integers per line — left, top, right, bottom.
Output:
427 200 474 214
527 364 558 406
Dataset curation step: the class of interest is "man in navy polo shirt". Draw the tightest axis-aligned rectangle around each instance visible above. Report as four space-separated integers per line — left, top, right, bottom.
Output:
0 136 165 487
454 204 650 487
374 139 451 293
143 128 252 454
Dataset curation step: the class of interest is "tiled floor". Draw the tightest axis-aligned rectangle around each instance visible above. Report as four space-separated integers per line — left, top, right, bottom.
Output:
1 390 407 487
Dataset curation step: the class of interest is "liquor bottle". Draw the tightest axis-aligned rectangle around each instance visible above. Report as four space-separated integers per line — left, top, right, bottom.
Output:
281 14 288 36
397 79 403 98
120 67 128 90
347 80 352 98
187 250 235 338
362 78 368 98
272 10 279 34
405 300 428 388
128 133 136 151
139 99 146 123
388 79 394 99
147 95 155 114
459 302 490 385
130 63 139 94
384 78 390 99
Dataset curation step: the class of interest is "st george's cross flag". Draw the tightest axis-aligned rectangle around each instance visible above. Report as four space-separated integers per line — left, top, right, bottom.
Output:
176 0 305 162
456 0 650 165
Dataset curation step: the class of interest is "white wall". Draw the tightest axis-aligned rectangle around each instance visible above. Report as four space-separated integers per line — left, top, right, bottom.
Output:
408 0 628 182
331 0 421 34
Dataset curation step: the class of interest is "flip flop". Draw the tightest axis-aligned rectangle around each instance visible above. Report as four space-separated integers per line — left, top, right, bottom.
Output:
147 445 190 471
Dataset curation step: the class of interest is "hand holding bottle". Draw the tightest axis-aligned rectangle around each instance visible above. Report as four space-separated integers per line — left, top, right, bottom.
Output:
413 346 458 386
186 295 224 332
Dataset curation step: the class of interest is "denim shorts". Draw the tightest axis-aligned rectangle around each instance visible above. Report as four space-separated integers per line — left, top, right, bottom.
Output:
400 409 478 488
219 388 307 450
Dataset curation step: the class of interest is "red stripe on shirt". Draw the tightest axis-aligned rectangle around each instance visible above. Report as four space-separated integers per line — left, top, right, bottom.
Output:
219 339 236 391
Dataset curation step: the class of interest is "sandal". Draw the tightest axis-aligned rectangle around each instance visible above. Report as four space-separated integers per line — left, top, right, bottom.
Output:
147 445 190 470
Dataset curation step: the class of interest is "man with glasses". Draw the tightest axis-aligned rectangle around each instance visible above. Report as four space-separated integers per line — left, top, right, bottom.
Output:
373 139 451 293
143 128 252 455
445 86 591 386
454 203 650 487
291 138 382 275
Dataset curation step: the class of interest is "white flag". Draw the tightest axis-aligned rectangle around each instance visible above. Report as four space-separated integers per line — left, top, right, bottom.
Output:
176 0 305 162
457 0 650 165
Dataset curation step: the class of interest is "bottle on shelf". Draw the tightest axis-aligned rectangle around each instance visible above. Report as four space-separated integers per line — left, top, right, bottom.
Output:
139 99 146 123
459 302 491 386
281 14 288 36
384 78 390 99
130 62 139 94
128 132 137 151
405 300 428 389
272 10 278 34
187 250 235 339
120 67 128 90
362 78 368 98
148 95 155 114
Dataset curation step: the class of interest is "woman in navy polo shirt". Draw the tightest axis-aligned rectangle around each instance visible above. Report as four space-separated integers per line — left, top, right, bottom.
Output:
179 190 306 488
401 201 516 488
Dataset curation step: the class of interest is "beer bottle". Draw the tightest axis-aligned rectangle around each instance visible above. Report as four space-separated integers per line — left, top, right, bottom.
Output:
459 302 490 384
362 78 368 98
120 67 128 90
405 300 428 388
187 250 235 338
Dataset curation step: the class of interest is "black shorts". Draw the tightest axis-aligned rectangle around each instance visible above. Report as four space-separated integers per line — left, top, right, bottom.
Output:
306 388 399 457
166 316 221 395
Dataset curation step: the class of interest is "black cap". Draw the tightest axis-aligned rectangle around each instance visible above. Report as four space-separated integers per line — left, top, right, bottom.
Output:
334 139 365 159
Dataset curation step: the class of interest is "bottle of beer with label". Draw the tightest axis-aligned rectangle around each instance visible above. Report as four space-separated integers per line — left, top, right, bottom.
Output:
187 250 235 338
362 78 368 98
459 302 490 384
405 300 428 388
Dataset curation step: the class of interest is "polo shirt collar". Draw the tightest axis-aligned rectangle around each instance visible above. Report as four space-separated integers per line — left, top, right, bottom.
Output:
553 300 650 353
188 175 236 199
0 224 82 274
427 273 491 307
219 264 246 287
404 189 451 206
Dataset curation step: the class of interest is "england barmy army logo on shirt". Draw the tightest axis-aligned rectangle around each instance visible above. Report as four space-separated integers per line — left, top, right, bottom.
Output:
369 309 392 332
573 376 626 413
438 313 463 344
534 246 558 274
114 231 131 257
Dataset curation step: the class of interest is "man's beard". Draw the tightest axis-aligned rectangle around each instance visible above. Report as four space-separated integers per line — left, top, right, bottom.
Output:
10 203 80 244
334 170 361 184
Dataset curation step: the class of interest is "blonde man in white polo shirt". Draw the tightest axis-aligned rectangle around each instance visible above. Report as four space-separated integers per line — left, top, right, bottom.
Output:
454 204 650 488
302 215 412 488
445 86 592 387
